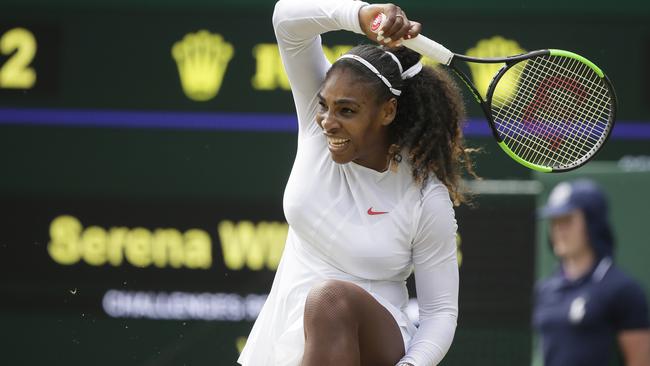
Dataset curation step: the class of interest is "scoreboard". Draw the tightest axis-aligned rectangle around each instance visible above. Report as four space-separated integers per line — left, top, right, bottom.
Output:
1 1 649 365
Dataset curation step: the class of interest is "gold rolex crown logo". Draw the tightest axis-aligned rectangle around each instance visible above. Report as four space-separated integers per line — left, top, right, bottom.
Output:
466 36 525 105
172 30 234 102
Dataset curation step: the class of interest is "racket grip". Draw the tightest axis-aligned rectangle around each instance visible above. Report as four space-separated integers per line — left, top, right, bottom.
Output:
371 13 454 65
403 35 454 66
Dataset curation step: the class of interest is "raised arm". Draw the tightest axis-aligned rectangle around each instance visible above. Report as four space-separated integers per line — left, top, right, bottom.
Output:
272 0 368 137
401 185 459 365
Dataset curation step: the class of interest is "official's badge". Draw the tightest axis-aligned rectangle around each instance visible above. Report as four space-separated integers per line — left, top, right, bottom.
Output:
569 296 586 324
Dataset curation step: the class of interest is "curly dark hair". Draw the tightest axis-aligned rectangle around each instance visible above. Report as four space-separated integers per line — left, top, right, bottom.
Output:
328 44 478 205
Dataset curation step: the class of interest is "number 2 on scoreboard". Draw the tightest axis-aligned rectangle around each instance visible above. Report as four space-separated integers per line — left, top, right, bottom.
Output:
0 27 37 89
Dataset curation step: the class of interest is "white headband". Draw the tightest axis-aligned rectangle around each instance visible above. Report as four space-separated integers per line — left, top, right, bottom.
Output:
337 52 424 96
386 51 423 80
401 62 423 79
338 54 402 96
384 51 403 74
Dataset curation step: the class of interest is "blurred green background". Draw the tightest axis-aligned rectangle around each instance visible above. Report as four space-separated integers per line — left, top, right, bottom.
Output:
1 0 648 365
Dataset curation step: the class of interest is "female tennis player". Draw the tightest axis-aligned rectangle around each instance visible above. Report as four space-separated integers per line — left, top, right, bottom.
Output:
238 0 476 365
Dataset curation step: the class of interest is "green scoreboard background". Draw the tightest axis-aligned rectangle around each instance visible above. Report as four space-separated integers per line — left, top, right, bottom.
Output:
1 0 649 365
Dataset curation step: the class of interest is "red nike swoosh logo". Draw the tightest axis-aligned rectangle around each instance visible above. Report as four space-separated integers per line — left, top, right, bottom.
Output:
367 207 388 215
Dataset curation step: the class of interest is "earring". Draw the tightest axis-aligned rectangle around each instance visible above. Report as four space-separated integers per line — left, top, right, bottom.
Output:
388 143 403 162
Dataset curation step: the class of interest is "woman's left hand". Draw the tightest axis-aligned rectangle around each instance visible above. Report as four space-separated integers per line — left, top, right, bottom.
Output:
358 3 421 48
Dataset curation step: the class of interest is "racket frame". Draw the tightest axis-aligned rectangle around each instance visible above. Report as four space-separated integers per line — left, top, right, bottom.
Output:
370 13 616 172
447 50 617 172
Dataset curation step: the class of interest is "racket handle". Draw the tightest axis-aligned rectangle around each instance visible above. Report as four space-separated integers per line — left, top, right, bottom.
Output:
371 13 454 65
403 35 454 65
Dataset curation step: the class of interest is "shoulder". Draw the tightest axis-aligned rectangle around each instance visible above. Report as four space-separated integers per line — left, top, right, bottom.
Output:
413 179 456 233
419 178 454 209
605 266 648 301
534 270 563 296
603 265 650 329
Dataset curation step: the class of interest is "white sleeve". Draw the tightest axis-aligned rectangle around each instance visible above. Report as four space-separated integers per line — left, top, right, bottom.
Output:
400 185 459 366
272 0 368 139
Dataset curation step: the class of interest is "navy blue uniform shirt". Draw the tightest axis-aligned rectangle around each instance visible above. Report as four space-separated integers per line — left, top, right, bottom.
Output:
533 258 650 366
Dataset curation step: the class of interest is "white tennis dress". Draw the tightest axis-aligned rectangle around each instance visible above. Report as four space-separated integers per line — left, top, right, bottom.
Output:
237 1 459 365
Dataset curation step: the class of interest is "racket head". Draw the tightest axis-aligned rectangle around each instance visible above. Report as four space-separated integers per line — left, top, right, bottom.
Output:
484 49 616 172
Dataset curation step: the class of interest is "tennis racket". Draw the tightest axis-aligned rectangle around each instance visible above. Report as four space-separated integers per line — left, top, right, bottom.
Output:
372 14 616 173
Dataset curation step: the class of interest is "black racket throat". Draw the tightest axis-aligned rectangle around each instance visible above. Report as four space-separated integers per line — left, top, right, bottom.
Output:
447 67 499 141
447 49 554 119
450 49 550 65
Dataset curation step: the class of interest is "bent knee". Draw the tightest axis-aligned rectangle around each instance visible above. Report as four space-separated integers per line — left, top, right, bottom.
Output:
304 280 361 323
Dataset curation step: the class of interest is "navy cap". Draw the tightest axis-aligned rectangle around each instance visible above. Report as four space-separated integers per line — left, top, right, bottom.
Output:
540 179 614 259
540 179 608 218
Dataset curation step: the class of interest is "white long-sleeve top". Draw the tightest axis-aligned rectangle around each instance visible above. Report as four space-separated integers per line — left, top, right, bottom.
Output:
237 1 459 365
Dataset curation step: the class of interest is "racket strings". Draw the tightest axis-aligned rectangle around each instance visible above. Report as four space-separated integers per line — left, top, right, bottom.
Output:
512 61 602 164
498 58 611 167
497 59 608 162
490 55 613 169
496 57 608 164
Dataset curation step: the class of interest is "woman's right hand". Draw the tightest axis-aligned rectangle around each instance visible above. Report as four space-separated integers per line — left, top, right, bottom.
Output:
358 3 421 48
